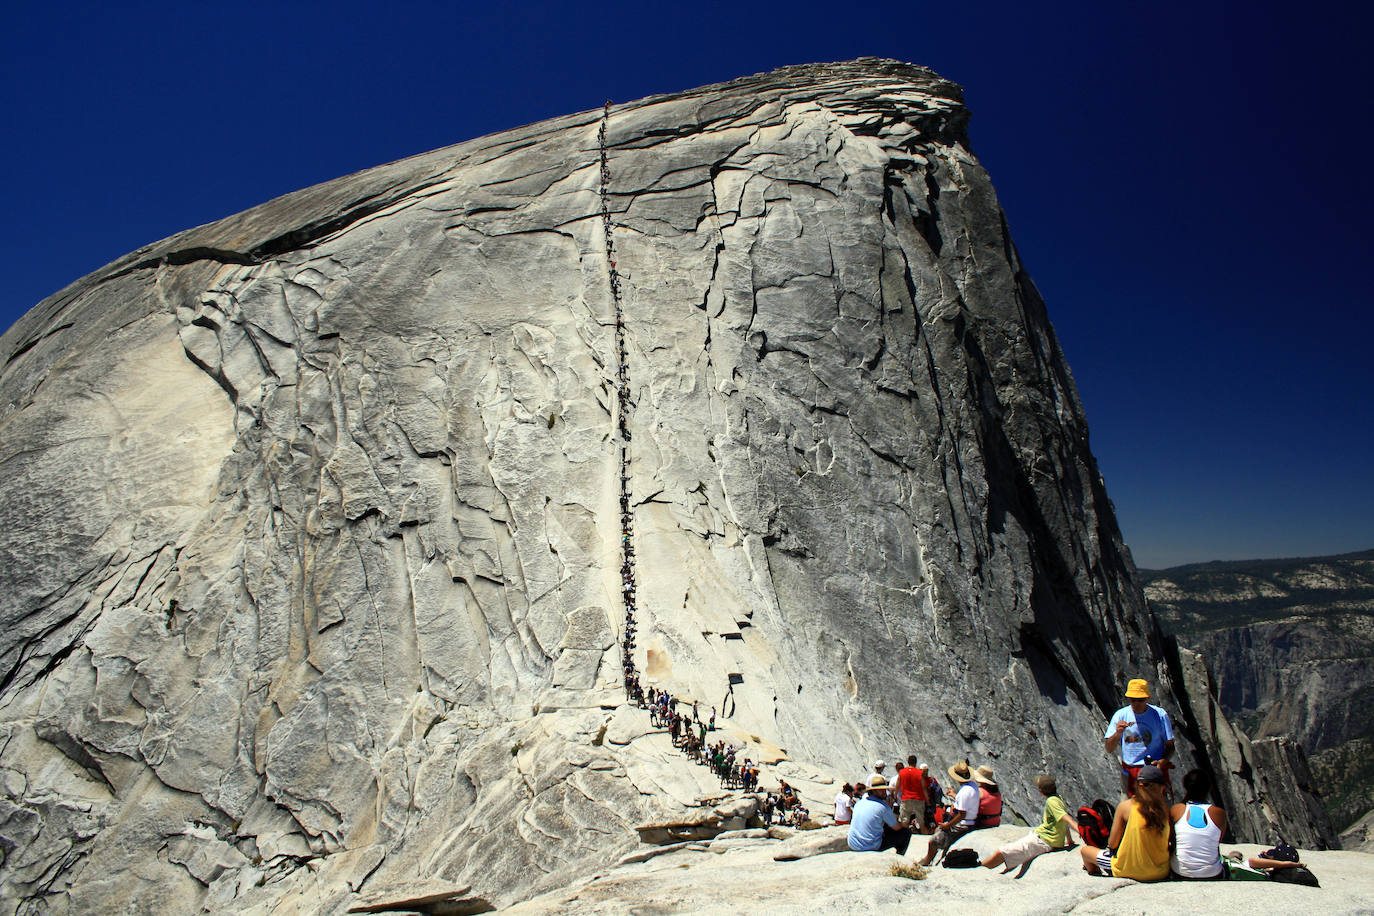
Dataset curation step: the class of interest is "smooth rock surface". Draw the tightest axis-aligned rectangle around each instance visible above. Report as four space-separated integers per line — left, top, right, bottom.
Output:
504 825 1374 915
0 59 1328 913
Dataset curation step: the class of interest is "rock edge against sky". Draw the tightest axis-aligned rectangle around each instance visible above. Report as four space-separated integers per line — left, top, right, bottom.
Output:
0 60 1335 913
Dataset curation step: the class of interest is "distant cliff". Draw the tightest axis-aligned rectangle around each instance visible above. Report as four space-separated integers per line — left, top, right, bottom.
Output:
1144 550 1374 831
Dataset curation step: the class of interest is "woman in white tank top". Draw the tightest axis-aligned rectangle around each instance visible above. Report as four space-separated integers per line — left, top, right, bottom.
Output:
1170 769 1228 878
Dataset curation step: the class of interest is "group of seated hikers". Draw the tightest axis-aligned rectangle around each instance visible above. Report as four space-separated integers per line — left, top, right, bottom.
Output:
842 678 1315 884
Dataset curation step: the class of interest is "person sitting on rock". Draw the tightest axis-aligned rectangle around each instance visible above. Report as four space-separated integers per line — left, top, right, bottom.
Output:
1170 769 1228 880
974 765 1003 828
918 761 980 866
1079 764 1172 881
847 776 914 854
834 783 855 826
981 775 1078 872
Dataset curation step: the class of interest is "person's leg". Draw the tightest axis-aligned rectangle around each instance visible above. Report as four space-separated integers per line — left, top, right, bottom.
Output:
919 828 945 866
879 826 911 855
982 850 1006 869
1080 845 1101 874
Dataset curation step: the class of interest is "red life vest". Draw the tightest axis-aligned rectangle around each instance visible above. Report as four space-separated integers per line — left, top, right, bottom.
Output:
976 786 1002 827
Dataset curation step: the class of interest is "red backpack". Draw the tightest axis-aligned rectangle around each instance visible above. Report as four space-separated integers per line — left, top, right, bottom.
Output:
1076 799 1115 847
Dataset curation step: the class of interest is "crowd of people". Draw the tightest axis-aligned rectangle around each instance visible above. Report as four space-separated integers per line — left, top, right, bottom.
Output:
601 103 776 810
763 782 812 828
842 677 1312 884
598 110 1311 887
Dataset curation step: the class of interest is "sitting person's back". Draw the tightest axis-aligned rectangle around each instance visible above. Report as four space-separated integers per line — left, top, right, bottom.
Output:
974 766 1002 828
847 777 912 854
1170 769 1227 879
1079 765 1171 882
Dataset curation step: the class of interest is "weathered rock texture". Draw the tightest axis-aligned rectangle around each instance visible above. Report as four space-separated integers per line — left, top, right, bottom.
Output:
1146 551 1374 832
0 59 1329 913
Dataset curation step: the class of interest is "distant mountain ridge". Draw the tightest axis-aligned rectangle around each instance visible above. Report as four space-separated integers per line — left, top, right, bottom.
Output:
1144 548 1374 832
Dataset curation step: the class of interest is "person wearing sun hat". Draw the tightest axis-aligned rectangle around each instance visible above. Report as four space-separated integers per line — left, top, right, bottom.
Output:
973 765 1003 828
918 761 980 866
1104 678 1175 798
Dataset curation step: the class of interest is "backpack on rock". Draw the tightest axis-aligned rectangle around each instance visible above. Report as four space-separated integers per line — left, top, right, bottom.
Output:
942 848 980 868
1075 799 1115 848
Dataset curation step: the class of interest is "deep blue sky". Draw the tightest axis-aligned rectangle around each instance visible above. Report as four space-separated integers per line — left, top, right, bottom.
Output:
3 1 1370 568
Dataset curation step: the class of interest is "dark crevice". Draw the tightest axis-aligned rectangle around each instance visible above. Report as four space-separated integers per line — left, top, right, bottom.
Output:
4 322 75 367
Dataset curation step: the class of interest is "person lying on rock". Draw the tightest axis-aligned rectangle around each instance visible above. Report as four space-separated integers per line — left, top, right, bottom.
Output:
918 761 980 866
1245 842 1307 874
1079 764 1171 881
981 775 1078 872
847 776 914 854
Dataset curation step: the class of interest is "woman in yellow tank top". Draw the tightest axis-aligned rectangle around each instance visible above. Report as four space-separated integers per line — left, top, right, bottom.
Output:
1078 765 1171 881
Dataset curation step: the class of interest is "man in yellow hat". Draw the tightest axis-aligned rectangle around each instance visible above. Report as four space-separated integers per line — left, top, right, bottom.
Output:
1104 678 1175 797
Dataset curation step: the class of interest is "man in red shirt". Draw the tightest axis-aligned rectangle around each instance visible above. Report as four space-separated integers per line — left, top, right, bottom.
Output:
896 755 928 834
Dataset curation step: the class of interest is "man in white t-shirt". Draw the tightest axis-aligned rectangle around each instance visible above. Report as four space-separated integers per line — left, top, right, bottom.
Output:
868 760 891 802
918 761 980 866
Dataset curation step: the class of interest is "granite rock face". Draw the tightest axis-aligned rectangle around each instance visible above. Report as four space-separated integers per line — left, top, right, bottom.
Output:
1172 647 1338 848
0 59 1313 913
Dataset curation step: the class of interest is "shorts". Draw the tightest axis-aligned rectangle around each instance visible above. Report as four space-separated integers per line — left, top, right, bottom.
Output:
931 820 972 852
899 799 924 822
999 832 1055 868
1094 849 1115 877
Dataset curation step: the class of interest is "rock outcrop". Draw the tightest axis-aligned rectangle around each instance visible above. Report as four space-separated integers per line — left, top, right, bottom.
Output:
1172 646 1338 848
1145 551 1374 832
0 59 1328 913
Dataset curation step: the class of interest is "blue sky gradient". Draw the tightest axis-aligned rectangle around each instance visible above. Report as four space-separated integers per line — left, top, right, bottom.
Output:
2 0 1369 568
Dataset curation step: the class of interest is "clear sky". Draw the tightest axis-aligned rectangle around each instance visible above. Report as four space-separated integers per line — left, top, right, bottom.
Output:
2 1 1370 569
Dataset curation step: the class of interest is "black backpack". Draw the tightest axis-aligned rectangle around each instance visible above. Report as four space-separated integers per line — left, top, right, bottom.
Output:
942 848 980 868
1076 799 1115 847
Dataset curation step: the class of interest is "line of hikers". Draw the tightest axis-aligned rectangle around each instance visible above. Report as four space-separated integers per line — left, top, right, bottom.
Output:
601 103 771 805
844 677 1316 885
597 105 1316 888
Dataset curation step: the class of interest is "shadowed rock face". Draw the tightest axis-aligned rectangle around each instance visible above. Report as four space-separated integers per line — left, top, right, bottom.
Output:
0 59 1313 913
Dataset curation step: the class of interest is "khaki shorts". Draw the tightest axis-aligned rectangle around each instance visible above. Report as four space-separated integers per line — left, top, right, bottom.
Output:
999 831 1055 868
899 799 924 822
